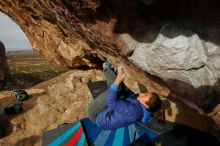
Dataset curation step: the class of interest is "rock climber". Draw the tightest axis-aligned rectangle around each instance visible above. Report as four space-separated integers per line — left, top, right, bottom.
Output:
88 60 162 130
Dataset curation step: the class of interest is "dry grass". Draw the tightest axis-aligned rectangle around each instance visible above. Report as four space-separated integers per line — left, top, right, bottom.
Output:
3 50 70 90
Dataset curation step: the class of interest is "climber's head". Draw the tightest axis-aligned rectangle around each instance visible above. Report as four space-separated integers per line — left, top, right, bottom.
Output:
137 92 161 113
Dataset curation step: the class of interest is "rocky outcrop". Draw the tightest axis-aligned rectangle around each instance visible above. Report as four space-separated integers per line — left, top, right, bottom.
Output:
0 41 9 89
0 0 220 140
0 70 104 145
127 24 220 108
0 0 171 101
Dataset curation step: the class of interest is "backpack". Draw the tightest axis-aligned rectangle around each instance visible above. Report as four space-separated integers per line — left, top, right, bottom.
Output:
11 89 29 101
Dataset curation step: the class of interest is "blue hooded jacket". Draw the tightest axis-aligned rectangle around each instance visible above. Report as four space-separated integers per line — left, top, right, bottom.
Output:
96 81 152 130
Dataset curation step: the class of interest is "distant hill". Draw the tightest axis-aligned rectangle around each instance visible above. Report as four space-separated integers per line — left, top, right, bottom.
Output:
6 50 37 55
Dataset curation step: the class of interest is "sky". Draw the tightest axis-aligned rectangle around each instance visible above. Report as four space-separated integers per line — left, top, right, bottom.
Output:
0 12 32 51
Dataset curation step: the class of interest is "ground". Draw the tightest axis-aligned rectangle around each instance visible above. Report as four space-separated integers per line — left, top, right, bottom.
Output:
4 50 70 90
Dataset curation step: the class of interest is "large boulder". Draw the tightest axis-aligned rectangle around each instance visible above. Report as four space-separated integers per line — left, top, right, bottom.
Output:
0 41 9 89
128 24 220 108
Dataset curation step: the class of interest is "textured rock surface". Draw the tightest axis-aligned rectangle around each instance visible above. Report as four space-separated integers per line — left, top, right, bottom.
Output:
0 70 105 146
0 0 171 100
0 41 9 89
0 0 220 140
127 24 220 108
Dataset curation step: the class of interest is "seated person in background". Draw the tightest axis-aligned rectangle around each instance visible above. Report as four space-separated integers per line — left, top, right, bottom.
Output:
88 61 162 130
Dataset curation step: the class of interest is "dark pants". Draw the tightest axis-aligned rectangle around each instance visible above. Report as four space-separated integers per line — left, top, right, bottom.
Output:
88 68 117 123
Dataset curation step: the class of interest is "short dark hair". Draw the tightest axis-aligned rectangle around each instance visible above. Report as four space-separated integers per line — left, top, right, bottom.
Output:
146 93 161 113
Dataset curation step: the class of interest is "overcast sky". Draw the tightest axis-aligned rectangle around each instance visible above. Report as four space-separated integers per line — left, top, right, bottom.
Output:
0 12 32 51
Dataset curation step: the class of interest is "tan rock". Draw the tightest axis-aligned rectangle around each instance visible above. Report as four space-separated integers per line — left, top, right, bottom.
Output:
0 69 104 145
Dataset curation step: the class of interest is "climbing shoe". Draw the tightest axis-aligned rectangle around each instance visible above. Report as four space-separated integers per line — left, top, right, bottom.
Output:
104 60 112 69
4 103 23 115
11 89 29 101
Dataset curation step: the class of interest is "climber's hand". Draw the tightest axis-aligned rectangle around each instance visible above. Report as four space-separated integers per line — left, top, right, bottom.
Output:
114 66 126 85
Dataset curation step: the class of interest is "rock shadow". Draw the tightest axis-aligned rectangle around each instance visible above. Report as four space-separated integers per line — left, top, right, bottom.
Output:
152 123 220 146
14 135 39 146
171 94 220 144
92 0 220 48
166 78 220 112
138 79 220 143
0 114 10 138
163 78 220 142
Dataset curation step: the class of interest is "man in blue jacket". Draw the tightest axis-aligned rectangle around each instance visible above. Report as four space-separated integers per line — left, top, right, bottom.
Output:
88 61 161 130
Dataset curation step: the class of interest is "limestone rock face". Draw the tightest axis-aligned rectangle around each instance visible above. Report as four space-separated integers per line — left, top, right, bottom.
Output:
128 24 220 107
0 41 9 89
